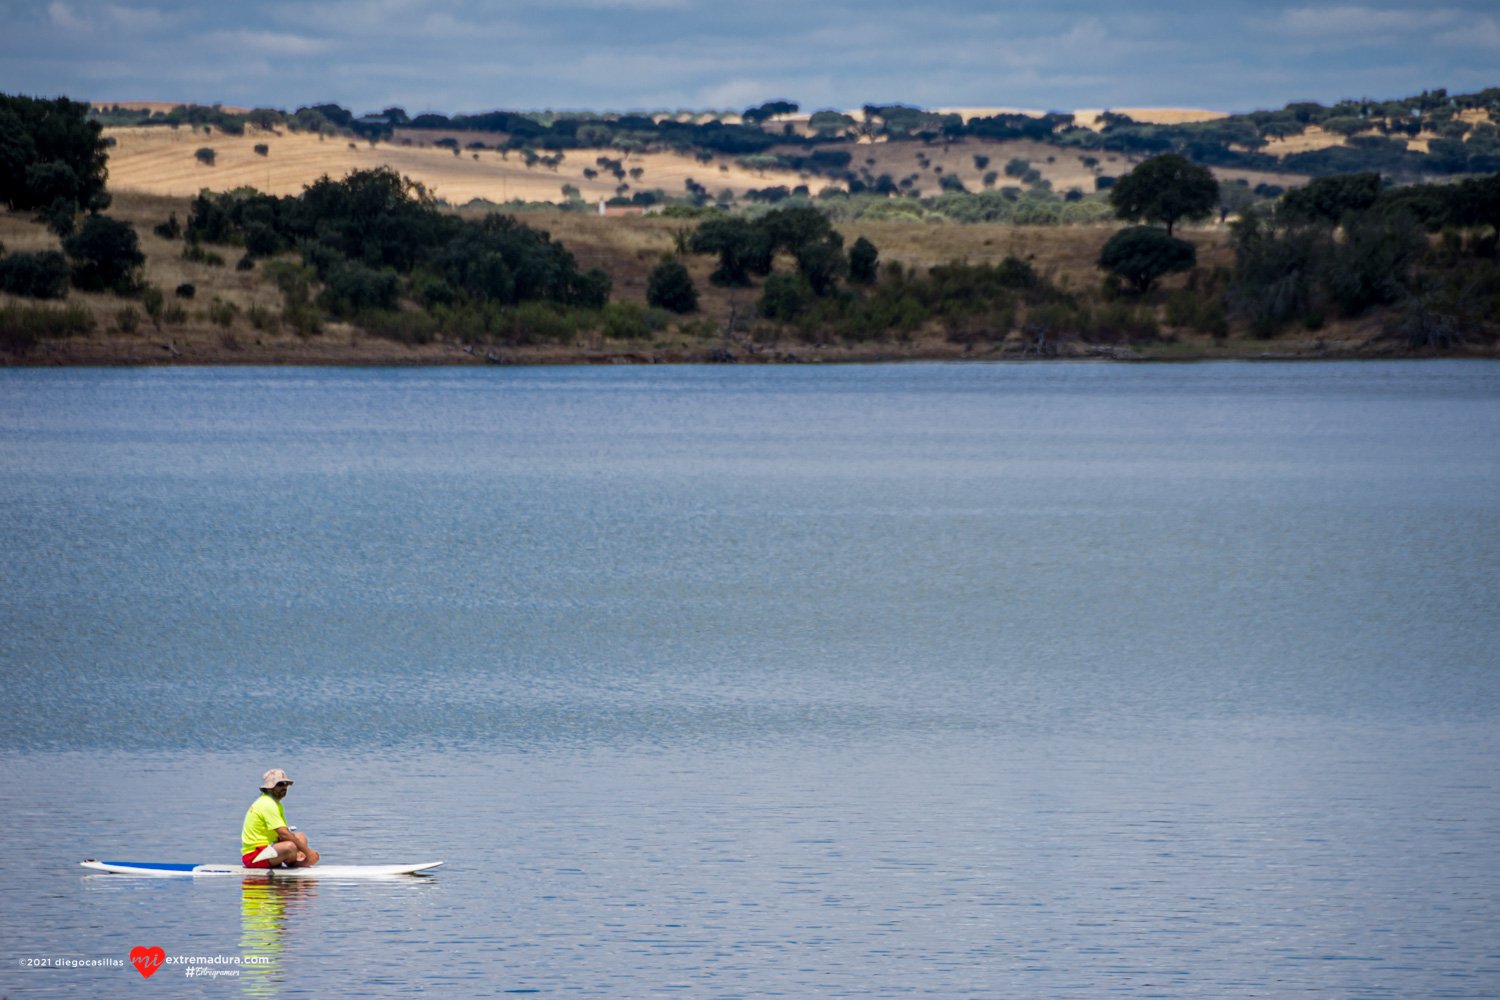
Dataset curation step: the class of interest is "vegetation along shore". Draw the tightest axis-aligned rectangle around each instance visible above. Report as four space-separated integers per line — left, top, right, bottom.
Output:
2 90 1498 365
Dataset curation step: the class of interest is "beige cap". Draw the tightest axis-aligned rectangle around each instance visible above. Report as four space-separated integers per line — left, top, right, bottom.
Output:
260 769 293 790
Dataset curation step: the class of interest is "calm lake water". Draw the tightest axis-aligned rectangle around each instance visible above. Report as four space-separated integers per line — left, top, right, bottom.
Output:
1 361 1497 998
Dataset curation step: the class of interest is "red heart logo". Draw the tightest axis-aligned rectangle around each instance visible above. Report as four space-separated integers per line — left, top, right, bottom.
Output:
129 946 165 979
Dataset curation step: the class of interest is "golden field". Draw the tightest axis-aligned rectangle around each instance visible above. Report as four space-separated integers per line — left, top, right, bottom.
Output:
102 123 1312 210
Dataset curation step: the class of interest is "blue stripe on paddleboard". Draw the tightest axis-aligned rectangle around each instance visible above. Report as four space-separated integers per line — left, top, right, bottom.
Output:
106 862 203 871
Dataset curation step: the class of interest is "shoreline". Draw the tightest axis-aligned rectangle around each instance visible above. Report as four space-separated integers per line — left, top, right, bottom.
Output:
7 334 1489 367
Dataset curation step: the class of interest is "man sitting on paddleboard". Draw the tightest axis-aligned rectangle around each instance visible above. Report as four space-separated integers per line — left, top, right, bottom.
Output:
241 769 319 868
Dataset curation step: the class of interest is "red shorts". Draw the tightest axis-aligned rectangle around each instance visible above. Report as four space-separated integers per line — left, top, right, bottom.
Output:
242 847 277 868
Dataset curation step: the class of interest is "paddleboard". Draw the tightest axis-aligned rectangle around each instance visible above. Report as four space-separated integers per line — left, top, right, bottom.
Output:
81 860 442 877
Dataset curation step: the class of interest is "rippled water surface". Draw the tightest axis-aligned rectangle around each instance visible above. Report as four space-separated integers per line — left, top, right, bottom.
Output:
2 362 1497 997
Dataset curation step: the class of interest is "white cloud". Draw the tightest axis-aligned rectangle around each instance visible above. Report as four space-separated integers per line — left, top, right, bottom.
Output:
105 5 164 30
48 1 92 32
1273 5 1462 45
202 29 330 56
1435 16 1500 50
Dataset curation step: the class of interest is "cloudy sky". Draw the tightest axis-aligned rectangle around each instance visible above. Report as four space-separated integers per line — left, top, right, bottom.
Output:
2 0 1497 116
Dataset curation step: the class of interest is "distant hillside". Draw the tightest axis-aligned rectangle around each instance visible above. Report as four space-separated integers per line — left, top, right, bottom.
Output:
92 88 1500 185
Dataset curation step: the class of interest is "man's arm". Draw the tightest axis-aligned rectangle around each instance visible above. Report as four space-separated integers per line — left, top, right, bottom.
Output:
273 826 309 850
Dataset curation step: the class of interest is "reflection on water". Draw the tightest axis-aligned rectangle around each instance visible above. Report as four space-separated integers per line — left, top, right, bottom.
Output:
2 364 1498 998
239 877 315 997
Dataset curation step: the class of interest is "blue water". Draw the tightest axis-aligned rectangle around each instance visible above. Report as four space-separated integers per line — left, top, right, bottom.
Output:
1 362 1497 997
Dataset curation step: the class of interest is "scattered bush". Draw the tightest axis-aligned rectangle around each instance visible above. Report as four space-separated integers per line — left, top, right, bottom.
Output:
254 144 269 156
195 147 216 166
175 282 196 298
246 303 280 331
208 298 239 328
141 285 165 328
182 244 225 267
115 304 140 333
0 250 70 298
153 213 182 240
163 301 187 325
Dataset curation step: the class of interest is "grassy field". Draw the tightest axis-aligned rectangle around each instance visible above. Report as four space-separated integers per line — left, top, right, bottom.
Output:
7 182 1455 367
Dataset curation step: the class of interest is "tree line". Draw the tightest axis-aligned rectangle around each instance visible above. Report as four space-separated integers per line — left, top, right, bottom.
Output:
86 86 1500 181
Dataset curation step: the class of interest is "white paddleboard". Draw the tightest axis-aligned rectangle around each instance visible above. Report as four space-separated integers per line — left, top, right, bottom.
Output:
81 860 442 877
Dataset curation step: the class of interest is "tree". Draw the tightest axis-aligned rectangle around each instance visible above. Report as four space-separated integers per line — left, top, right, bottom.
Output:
1451 172 1500 251
757 206 839 257
63 215 145 292
759 272 809 321
743 100 798 125
195 147 216 166
689 218 771 286
0 250 70 298
1097 226 1197 292
0 93 110 213
1217 179 1255 222
646 255 697 313
1108 153 1219 235
795 240 846 296
1279 172 1381 224
848 236 879 284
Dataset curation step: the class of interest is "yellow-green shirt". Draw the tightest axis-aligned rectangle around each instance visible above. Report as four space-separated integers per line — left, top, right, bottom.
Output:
241 794 288 854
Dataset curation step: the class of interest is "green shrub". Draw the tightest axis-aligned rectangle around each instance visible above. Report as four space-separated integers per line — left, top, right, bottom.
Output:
848 236 879 284
195 147 216 165
153 213 181 240
208 298 239 328
0 301 95 351
63 215 145 292
1279 172 1381 224
243 222 279 258
321 260 398 312
356 308 437 344
601 301 651 339
793 240 846 296
646 256 698 313
0 250 70 298
1090 300 1159 343
1323 211 1426 315
115 304 140 333
760 272 811 322
246 302 279 331
1097 227 1196 292
1165 289 1228 336
182 244 225 267
163 301 187 325
175 282 196 298
139 285 165 327
573 267 613 310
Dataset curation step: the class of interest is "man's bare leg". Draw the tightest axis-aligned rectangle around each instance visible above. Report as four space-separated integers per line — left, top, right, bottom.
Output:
286 832 319 867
